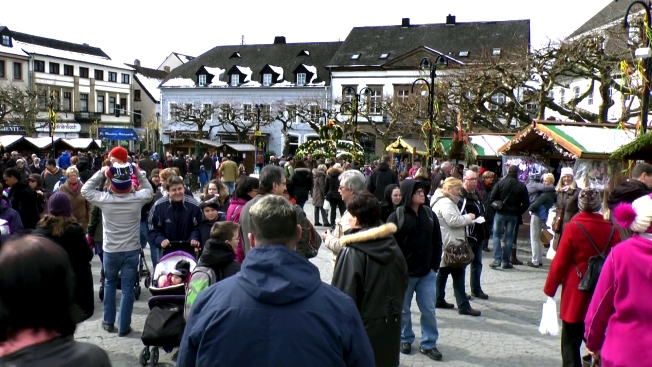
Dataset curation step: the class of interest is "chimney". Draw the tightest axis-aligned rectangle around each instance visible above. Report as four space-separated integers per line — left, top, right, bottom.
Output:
163 66 171 73
446 14 456 26
274 36 286 44
134 59 141 67
401 18 410 27
82 43 89 46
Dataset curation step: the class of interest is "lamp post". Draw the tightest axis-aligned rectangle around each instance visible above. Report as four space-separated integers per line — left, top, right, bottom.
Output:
255 104 262 173
411 55 448 168
47 91 57 158
340 86 372 161
618 0 652 133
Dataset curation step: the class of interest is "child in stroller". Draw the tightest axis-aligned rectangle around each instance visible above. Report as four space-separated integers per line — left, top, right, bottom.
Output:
140 250 196 366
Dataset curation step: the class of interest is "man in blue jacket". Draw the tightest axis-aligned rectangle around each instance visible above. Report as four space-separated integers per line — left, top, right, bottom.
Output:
178 195 374 367
148 176 202 257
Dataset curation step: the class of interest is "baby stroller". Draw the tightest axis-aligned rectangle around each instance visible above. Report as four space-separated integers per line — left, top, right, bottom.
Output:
99 247 152 301
140 248 196 366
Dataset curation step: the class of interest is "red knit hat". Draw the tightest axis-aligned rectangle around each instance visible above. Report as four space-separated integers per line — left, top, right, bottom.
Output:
109 147 128 163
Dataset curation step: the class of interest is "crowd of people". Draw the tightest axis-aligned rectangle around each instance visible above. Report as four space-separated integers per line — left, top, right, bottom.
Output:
0 146 650 367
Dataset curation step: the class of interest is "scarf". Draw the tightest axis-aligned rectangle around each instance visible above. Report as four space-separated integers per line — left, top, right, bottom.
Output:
68 181 80 193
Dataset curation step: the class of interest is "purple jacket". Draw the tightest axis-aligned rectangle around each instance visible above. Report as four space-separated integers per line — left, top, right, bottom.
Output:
585 234 652 366
0 197 24 234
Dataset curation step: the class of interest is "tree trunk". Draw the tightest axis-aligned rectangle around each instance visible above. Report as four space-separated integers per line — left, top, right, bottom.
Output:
282 128 291 156
597 73 613 123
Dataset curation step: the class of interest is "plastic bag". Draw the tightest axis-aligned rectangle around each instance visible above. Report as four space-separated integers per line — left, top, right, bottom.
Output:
539 297 560 336
546 244 556 260
323 200 331 211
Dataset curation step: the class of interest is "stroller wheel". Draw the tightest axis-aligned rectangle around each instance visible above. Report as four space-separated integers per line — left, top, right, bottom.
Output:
151 347 159 365
135 286 141 300
99 286 104 301
139 347 149 365
144 276 151 289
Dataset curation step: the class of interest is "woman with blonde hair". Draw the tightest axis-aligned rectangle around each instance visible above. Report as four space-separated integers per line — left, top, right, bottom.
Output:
431 177 481 316
202 179 230 211
58 166 91 233
552 167 579 250
414 167 431 199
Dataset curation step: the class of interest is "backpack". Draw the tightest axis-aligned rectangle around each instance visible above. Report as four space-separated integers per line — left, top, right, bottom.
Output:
396 206 433 232
573 223 615 294
184 265 220 320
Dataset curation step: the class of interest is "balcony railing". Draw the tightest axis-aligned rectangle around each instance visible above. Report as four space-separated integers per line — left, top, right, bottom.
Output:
74 112 102 122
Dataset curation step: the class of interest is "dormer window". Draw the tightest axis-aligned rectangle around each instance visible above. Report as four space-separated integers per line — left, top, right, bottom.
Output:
263 73 272 86
1 35 9 46
297 50 310 57
231 74 240 86
379 53 389 59
198 74 207 86
229 52 241 59
350 54 360 60
296 73 306 86
492 48 501 56
458 51 469 57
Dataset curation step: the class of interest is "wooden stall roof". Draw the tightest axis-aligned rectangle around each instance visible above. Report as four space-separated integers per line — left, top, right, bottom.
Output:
497 121 635 159
385 137 428 155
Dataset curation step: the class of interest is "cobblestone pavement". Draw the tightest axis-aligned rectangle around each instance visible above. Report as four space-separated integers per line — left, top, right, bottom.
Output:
75 201 566 367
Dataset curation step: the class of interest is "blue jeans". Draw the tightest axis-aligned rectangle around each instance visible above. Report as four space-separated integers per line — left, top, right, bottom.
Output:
225 181 235 195
103 249 140 333
469 239 483 294
535 205 548 223
401 271 439 349
492 212 518 265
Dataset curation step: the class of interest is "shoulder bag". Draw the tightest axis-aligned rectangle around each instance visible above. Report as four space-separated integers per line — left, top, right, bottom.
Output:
491 185 514 211
442 238 474 268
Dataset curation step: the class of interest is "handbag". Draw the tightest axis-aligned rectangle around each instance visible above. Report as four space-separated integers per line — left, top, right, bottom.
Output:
491 186 514 210
552 209 564 233
442 239 474 268
573 223 614 293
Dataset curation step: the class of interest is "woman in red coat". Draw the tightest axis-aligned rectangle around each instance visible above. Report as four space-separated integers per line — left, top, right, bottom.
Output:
543 188 621 367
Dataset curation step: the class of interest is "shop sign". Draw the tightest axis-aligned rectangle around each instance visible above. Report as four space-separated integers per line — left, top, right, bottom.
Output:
35 122 81 133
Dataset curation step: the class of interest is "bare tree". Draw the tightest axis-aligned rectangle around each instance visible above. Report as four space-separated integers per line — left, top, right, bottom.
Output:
169 101 219 138
0 85 46 135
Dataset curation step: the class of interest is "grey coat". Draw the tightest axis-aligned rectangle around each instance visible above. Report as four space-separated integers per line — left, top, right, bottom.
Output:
312 168 327 207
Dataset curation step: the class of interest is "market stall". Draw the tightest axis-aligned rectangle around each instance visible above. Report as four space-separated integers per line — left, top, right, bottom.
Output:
214 143 256 174
385 137 427 163
63 138 102 150
447 133 513 172
497 121 635 187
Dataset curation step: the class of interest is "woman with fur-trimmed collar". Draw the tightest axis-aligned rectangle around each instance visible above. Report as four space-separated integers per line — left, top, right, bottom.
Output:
332 192 408 367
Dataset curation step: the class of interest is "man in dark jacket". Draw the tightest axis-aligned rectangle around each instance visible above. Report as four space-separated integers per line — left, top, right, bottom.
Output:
174 152 188 178
458 169 488 299
148 176 202 257
431 162 452 195
488 165 529 269
178 195 374 367
607 162 652 240
387 180 444 361
3 168 39 229
201 152 214 180
188 155 201 192
137 150 157 178
367 155 398 205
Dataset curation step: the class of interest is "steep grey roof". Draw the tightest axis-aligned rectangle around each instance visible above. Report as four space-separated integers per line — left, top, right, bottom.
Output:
568 0 634 38
174 52 195 63
11 31 109 58
328 19 530 67
162 41 343 86
125 64 169 79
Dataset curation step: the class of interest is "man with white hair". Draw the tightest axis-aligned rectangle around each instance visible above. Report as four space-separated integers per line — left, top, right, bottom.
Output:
431 162 452 195
322 169 367 266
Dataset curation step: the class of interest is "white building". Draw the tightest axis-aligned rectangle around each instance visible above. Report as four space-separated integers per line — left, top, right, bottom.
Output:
157 52 195 73
0 26 136 141
126 59 168 152
159 37 341 158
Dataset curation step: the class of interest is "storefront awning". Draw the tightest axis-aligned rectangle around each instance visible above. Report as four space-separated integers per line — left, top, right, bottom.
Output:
0 135 24 149
63 138 102 149
98 128 139 141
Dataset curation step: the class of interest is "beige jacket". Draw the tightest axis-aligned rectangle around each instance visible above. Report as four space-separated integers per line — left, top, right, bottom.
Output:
324 210 352 265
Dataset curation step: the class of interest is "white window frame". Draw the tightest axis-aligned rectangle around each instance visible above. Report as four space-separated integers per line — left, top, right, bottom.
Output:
297 73 306 86
560 89 565 104
262 104 271 118
243 104 252 121
263 73 272 86
573 86 580 99
588 90 593 105
203 103 213 121
396 89 409 103
231 74 239 86
368 88 383 115
287 133 300 149
1 35 9 46
490 93 505 110
168 102 178 120
309 105 320 121
198 74 206 86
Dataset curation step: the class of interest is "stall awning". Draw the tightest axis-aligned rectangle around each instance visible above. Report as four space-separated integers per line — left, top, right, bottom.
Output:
63 138 102 149
188 138 222 149
98 128 139 141
0 135 24 149
216 143 256 152
497 121 636 159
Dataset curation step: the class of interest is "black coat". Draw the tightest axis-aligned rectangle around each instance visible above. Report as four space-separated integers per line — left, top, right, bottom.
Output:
8 182 40 229
188 159 201 175
459 188 486 242
489 173 529 217
174 157 188 177
325 167 343 201
332 224 408 367
366 163 399 204
138 157 158 178
198 238 241 281
292 168 313 203
33 223 94 322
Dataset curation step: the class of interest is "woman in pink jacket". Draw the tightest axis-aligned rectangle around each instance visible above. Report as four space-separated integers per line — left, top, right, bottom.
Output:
585 193 652 366
225 176 259 262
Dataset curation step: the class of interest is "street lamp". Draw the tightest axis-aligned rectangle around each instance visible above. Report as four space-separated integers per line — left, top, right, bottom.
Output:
254 104 263 173
618 0 652 133
411 55 448 168
340 86 372 160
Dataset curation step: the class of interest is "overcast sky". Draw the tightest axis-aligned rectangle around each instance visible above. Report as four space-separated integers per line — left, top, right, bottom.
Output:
3 0 614 68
